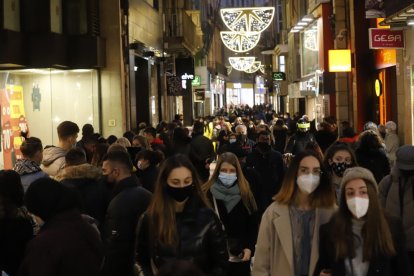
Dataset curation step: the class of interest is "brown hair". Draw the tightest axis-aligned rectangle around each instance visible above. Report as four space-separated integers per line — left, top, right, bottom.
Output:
57 121 79 140
147 155 209 246
203 152 257 214
329 174 396 261
20 137 43 158
274 150 336 208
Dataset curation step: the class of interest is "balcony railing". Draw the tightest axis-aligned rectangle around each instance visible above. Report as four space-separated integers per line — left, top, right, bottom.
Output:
164 9 202 55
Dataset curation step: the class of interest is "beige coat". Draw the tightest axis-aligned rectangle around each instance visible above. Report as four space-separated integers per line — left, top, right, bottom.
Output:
252 202 336 276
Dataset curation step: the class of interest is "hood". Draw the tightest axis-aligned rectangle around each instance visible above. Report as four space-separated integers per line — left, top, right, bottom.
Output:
54 163 101 182
42 146 67 166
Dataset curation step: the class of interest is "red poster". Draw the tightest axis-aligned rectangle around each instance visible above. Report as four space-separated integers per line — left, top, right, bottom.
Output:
1 85 28 169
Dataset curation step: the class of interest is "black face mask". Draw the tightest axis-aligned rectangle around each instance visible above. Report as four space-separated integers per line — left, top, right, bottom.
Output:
331 162 352 177
165 184 194 202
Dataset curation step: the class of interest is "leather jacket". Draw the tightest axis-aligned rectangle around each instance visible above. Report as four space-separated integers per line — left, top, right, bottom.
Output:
136 197 228 276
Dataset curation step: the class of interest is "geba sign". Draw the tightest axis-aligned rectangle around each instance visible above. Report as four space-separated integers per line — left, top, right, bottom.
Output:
369 28 405 49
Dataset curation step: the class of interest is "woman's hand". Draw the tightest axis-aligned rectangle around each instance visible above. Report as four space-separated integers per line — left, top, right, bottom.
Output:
240 248 252 261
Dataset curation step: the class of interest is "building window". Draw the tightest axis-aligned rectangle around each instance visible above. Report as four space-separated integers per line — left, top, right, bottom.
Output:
279 55 286 73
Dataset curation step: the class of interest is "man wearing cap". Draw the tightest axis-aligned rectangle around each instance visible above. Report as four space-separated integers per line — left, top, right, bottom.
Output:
379 144 414 266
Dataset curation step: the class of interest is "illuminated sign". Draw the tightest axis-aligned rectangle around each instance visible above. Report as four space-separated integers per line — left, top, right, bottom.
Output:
375 79 382 97
272 72 286 81
328 50 352 72
369 28 405 49
181 73 194 89
191 75 201 86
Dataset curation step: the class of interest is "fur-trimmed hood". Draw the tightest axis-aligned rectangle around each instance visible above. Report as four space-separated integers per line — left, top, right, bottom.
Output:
54 164 101 182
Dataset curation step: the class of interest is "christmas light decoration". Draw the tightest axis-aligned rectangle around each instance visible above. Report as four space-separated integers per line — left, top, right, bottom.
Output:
259 65 266 74
220 31 261 52
226 65 233 75
229 56 256 71
244 61 262 73
220 7 275 32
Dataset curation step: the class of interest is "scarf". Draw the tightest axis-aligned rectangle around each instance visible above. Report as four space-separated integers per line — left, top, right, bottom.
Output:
210 181 241 213
14 159 42 176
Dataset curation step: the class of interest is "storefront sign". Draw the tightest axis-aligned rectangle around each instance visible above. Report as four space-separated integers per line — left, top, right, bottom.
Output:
167 76 183 96
194 89 205 102
272 72 286 81
369 28 405 49
192 75 201 86
375 79 383 96
328 50 352 72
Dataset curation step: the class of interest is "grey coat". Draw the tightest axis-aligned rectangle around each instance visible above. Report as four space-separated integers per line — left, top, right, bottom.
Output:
379 167 414 251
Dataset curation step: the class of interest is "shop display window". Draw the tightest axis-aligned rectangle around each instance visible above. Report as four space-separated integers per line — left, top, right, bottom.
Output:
0 68 99 169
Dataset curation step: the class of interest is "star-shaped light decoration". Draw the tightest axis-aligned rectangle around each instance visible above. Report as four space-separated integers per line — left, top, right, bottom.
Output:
220 31 261 53
244 61 262 73
220 7 275 32
228 57 256 71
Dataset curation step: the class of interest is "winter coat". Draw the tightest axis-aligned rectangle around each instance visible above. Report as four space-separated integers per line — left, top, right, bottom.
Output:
384 133 399 166
246 148 284 209
135 165 159 193
101 175 152 276
136 197 228 276
379 167 414 252
0 209 34 276
18 210 103 276
55 164 108 227
355 148 390 184
314 215 412 276
208 192 260 256
252 202 335 276
190 134 215 182
41 146 67 177
14 159 48 192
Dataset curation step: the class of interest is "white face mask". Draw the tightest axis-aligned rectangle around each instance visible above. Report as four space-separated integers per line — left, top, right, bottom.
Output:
346 197 369 219
297 174 320 194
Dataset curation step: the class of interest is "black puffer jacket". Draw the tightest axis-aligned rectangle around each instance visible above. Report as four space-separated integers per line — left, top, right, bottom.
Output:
101 175 152 276
55 164 109 227
136 198 228 276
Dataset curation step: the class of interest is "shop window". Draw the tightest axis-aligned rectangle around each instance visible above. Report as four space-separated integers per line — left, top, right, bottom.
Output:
0 69 99 169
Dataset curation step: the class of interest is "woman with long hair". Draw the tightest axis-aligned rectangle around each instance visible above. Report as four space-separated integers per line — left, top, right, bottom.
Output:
203 152 259 276
252 151 337 276
323 142 358 202
136 155 228 276
314 167 412 275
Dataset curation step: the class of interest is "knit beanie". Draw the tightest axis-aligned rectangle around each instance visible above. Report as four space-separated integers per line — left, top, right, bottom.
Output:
395 145 414 170
340 167 378 192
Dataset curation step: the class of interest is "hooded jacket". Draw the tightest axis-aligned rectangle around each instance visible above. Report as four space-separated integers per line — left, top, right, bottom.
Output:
56 164 108 227
41 146 67 177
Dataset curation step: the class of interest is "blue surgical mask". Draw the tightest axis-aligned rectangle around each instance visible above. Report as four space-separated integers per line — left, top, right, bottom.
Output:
218 172 237 187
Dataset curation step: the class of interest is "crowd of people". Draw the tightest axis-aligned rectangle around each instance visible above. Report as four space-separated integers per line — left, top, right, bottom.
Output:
1 105 414 276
